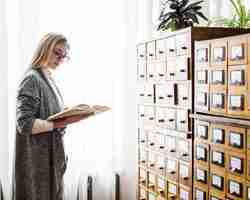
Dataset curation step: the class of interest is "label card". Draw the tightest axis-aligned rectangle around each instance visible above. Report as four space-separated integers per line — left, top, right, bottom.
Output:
212 128 224 143
230 70 244 85
212 94 224 108
212 70 224 84
196 190 205 200
229 180 241 195
214 47 225 62
212 174 223 189
180 189 189 200
229 132 242 148
197 125 208 139
196 168 206 182
212 151 224 165
196 146 206 160
197 71 207 83
180 164 189 178
168 184 177 194
230 156 242 172
197 48 208 63
231 45 244 60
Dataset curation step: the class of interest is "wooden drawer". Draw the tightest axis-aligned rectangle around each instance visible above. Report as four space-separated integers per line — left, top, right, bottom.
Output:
166 157 178 182
210 168 226 196
179 185 192 200
139 149 147 167
227 151 246 177
147 63 157 82
148 172 157 192
210 68 227 86
156 176 166 198
177 82 191 109
147 131 156 151
177 138 192 162
195 87 209 112
139 167 147 188
167 181 178 200
193 186 208 200
143 105 156 128
154 131 165 153
165 134 177 157
247 153 250 181
195 41 210 68
179 161 192 187
246 181 250 200
176 56 190 80
156 38 167 61
155 83 176 106
139 129 147 149
247 129 250 153
155 154 166 177
147 41 156 61
148 151 156 170
194 164 209 187
226 126 246 153
210 124 226 148
227 174 245 200
166 58 176 80
195 142 209 167
210 90 227 115
148 191 157 200
156 107 176 130
155 61 167 81
166 37 176 57
196 69 209 85
209 193 225 200
228 65 247 90
210 146 226 170
137 84 154 105
137 43 146 62
137 62 146 81
211 40 227 67
176 32 190 56
176 109 190 132
139 186 147 200
228 36 248 65
195 120 209 143
227 91 248 117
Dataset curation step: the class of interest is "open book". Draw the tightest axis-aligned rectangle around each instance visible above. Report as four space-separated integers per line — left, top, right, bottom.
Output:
47 104 111 121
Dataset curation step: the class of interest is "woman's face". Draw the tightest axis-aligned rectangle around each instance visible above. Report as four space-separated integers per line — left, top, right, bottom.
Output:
44 42 68 69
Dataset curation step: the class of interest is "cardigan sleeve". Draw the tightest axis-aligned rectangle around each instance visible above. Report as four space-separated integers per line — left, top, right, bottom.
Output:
16 74 41 135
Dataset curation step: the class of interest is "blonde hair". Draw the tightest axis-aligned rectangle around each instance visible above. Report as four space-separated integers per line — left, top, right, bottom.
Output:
30 33 70 69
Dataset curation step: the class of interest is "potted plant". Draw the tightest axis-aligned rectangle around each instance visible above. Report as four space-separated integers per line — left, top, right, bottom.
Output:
157 0 208 31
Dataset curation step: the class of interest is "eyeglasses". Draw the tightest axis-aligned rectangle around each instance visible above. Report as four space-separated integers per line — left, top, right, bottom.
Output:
53 48 70 62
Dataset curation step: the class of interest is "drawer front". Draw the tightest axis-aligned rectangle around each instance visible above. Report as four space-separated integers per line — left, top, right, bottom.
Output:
166 134 177 157
227 175 245 200
246 181 250 200
176 33 190 56
139 149 147 167
139 186 147 200
144 84 154 104
195 87 209 112
139 129 147 148
227 152 246 177
228 65 247 89
139 167 147 187
194 165 209 186
155 62 167 81
195 42 210 68
148 151 156 170
142 106 155 128
148 192 157 200
210 91 227 114
248 154 250 181
195 120 209 142
195 142 209 167
193 186 208 200
147 41 156 61
210 69 227 86
137 62 146 81
176 56 190 80
210 147 226 169
179 186 192 200
156 39 167 61
167 181 178 199
156 177 166 197
166 158 178 182
179 161 192 187
177 82 191 108
137 43 146 61
155 83 176 106
227 92 248 116
166 59 176 80
210 124 226 148
196 69 209 85
210 172 226 195
147 63 157 82
176 109 190 132
178 139 192 162
227 126 246 153
247 129 250 153
228 36 248 65
166 37 176 57
211 40 227 66
155 155 166 177
147 131 156 151
156 107 176 130
155 132 165 152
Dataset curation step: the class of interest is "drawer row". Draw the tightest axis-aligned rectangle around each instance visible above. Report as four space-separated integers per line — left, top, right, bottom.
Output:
137 33 190 62
138 82 191 109
139 129 191 161
137 56 191 82
195 34 250 67
138 151 192 183
138 105 191 132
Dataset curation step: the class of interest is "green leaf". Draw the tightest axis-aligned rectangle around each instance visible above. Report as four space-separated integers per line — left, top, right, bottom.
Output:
196 11 208 21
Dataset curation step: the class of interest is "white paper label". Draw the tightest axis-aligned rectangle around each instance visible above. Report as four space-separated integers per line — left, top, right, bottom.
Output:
166 136 176 150
168 160 176 171
158 178 165 188
180 189 189 200
196 190 205 200
212 174 222 188
197 48 207 62
230 95 242 107
197 92 206 104
248 187 250 199
230 180 240 195
179 140 188 153
231 156 242 171
230 132 241 147
149 174 155 183
213 94 223 106
197 125 207 138
180 164 189 177
213 151 223 164
214 47 225 61
168 184 177 194
197 146 205 159
148 193 156 200
231 70 243 84
231 45 243 59
198 71 206 82
212 70 223 83
196 168 205 181
213 128 223 142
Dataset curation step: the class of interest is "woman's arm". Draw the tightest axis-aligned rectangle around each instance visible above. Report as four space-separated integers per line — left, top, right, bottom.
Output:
31 119 54 134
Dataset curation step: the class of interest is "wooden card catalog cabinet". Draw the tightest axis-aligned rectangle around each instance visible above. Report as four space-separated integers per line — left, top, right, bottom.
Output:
179 185 192 200
195 166 208 186
194 187 208 200
156 177 166 197
166 134 177 157
210 124 226 148
210 169 226 195
154 132 165 153
139 129 147 149
195 120 209 142
227 126 246 153
139 167 147 187
195 41 210 68
148 173 156 192
155 83 176 106
176 32 190 56
178 139 191 162
211 147 225 169
177 82 191 109
166 158 178 182
195 142 209 167
156 107 176 130
139 149 147 168
195 88 209 112
210 91 226 114
179 161 192 187
227 152 246 177
167 181 178 200
211 40 227 67
155 62 167 81
148 151 156 170
227 175 245 200
176 109 190 132
176 56 190 80
155 155 165 177
156 38 167 61
139 187 147 200
228 36 248 65
148 192 157 200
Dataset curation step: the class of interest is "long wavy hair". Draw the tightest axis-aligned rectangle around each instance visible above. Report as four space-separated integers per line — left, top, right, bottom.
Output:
30 33 70 69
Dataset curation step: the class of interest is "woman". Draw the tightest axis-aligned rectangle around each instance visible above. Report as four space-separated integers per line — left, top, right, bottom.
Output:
13 33 84 200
